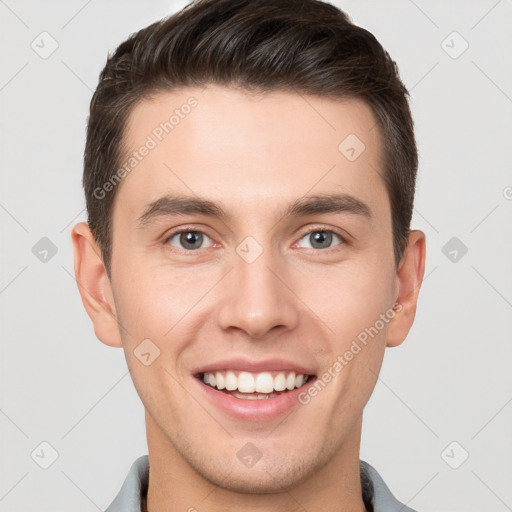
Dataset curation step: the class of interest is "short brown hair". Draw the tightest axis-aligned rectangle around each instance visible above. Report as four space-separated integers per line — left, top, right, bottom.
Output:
83 0 417 278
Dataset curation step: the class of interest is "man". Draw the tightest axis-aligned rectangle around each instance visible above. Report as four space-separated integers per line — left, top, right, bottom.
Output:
71 0 426 510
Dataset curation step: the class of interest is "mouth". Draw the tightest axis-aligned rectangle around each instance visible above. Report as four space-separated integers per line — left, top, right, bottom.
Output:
192 358 318 420
195 370 315 400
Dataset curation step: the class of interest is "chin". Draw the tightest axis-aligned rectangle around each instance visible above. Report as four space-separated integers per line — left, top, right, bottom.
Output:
203 461 312 494
182 444 320 495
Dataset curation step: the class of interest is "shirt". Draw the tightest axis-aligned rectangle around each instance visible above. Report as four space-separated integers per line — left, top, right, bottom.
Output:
104 455 418 512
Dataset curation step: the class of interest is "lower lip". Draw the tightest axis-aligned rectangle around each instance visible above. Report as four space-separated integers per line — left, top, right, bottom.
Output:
194 376 316 422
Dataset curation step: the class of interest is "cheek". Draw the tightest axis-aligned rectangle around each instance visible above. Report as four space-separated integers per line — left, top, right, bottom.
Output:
113 260 204 335
111 262 217 391
298 260 394 403
111 270 195 413
300 260 396 342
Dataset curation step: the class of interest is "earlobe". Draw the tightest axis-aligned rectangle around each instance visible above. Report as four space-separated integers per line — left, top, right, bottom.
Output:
71 222 123 348
386 230 426 348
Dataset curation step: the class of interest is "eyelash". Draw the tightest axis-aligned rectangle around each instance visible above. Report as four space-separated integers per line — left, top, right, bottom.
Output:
163 225 348 253
296 226 347 251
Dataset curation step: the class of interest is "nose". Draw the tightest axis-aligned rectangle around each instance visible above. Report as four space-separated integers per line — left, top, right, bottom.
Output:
216 244 300 339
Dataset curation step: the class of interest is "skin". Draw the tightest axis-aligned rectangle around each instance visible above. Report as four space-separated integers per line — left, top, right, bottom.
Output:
72 85 426 512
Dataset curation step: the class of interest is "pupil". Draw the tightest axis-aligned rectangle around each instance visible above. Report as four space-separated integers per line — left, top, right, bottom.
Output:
181 231 202 249
311 231 331 249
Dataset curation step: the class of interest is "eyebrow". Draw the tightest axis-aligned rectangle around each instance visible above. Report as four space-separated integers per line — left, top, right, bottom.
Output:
136 192 372 228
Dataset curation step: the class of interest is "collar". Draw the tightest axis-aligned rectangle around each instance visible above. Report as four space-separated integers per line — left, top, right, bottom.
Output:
104 455 418 512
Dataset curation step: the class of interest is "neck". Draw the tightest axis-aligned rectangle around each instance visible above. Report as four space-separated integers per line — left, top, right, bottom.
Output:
144 411 367 512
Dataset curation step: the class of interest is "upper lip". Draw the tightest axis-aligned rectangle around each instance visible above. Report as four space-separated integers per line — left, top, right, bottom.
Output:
193 357 316 376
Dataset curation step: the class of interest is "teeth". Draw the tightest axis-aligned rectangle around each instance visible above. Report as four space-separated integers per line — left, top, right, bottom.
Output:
232 391 278 400
255 372 274 393
238 372 255 393
225 371 237 391
201 370 310 394
274 372 287 391
286 372 296 390
215 371 225 390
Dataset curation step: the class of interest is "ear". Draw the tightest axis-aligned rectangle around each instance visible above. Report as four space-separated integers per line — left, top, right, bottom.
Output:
71 222 123 348
386 230 426 348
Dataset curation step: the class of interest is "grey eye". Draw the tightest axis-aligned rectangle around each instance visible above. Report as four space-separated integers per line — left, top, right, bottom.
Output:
297 230 342 250
168 231 212 250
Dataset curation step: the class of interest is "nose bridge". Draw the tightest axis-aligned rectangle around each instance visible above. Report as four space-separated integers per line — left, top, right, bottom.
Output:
217 238 299 338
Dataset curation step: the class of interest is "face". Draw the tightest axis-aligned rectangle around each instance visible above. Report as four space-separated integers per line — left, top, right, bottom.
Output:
75 85 424 493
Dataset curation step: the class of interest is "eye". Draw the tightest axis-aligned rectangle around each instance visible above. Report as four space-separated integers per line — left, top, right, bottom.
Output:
166 230 214 251
296 229 345 250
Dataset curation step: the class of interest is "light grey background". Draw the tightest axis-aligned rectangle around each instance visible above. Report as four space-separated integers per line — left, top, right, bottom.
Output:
1 1 511 511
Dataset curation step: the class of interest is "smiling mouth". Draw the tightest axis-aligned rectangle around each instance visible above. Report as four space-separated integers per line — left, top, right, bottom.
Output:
196 370 315 400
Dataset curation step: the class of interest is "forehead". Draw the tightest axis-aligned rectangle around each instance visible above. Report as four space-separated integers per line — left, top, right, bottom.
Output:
115 85 387 225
